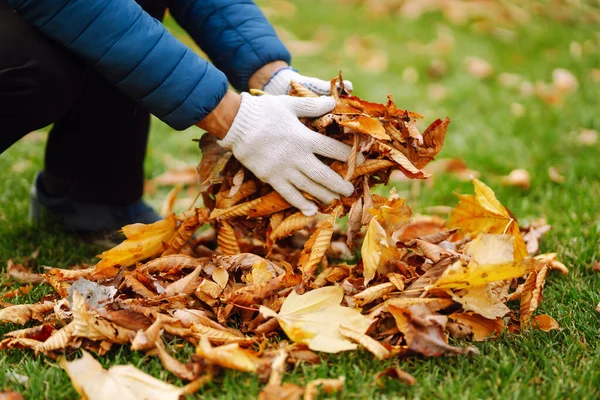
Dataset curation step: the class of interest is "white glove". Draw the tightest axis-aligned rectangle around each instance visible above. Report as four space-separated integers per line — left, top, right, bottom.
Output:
218 93 355 216
263 67 353 96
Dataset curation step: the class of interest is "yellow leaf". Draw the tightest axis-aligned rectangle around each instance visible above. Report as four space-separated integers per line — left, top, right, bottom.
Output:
259 286 373 353
432 259 528 290
449 285 510 319
60 350 183 400
361 217 400 286
196 335 259 372
431 234 530 290
94 215 178 278
448 179 527 260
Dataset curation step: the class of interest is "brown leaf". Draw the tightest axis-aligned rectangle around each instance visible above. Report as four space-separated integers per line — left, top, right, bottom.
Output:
155 340 195 381
531 314 559 332
449 312 504 341
520 264 548 327
217 220 241 256
270 212 315 242
163 208 209 255
6 260 43 284
0 302 54 324
297 206 341 278
339 116 390 141
339 326 390 360
388 304 479 357
375 367 416 386
211 191 290 219
304 376 345 400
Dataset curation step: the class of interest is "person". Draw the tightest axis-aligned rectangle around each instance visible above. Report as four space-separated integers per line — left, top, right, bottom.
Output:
0 0 355 231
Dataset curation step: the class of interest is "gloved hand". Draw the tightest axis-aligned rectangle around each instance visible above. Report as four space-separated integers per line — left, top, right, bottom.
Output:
218 93 355 216
263 67 353 96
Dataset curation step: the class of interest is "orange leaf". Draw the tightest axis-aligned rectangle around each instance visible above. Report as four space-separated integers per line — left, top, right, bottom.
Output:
94 215 178 278
531 314 559 332
449 312 504 341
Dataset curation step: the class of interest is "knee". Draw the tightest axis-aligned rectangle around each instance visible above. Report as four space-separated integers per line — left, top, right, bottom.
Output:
0 54 84 127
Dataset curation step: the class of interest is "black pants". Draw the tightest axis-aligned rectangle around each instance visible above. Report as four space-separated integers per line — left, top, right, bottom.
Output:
0 0 168 205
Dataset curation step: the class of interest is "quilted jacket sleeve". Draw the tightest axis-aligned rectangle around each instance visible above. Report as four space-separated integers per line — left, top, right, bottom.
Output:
7 0 229 130
169 0 291 92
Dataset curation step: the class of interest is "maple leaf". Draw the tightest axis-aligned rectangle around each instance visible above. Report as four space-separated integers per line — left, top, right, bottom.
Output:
94 215 178 278
448 179 527 260
259 286 373 353
60 350 184 400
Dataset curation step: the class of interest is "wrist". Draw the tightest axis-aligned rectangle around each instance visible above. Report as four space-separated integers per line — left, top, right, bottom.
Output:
248 60 290 89
195 90 241 139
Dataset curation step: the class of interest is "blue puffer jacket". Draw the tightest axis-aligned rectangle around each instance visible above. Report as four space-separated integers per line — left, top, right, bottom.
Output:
7 0 291 130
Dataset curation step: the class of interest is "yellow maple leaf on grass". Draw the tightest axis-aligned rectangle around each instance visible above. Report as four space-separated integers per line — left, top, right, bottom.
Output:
449 179 527 260
259 286 373 353
93 215 178 278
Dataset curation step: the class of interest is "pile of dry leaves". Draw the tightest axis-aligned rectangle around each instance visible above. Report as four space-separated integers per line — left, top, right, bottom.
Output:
0 76 566 399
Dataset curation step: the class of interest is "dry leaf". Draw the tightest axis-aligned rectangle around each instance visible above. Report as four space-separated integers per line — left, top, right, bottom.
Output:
501 169 530 190
94 215 178 278
548 167 565 184
196 335 259 372
449 179 527 260
297 206 341 277
531 314 559 332
0 302 54 325
339 326 390 360
60 350 183 400
260 286 373 353
375 367 416 386
449 312 504 341
304 376 345 400
520 264 548 327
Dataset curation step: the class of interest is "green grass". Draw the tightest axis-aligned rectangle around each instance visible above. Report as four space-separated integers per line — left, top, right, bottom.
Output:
2 0 600 398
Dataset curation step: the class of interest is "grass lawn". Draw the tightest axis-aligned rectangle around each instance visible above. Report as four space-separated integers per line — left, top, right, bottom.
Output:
1 0 600 398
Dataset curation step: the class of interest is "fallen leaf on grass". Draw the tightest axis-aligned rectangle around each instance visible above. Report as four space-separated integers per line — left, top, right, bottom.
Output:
449 312 504 341
375 366 416 386
0 302 54 325
94 215 178 278
339 325 390 360
388 304 478 357
60 350 184 400
501 169 530 190
195 335 259 372
304 376 345 400
531 314 559 332
260 286 373 353
5 260 43 284
520 263 549 327
548 167 565 184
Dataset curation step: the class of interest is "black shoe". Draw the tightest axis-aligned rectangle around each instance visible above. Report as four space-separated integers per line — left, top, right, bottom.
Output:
29 171 161 232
